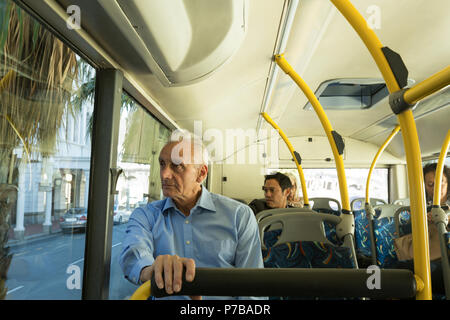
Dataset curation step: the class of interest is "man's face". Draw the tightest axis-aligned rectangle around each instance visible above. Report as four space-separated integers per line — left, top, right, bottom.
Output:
263 178 290 209
159 141 207 202
424 170 448 205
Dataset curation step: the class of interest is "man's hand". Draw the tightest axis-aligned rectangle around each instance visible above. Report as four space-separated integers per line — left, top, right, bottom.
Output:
140 255 201 300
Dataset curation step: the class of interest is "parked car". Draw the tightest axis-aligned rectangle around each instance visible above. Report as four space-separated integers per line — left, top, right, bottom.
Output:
60 208 88 233
113 208 132 225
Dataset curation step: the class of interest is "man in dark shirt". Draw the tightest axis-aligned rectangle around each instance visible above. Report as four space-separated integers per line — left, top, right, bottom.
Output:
248 172 293 215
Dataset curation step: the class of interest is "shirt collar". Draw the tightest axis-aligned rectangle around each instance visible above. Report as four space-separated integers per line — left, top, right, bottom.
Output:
162 186 216 215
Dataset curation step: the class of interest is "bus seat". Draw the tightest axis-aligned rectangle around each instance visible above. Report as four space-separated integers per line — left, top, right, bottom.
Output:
393 206 412 236
369 204 404 267
309 197 342 245
354 209 373 258
394 206 448 237
393 198 410 206
256 207 340 245
374 204 404 219
373 217 399 268
310 197 341 215
353 204 404 268
262 229 356 270
351 197 387 211
258 208 356 268
369 206 449 269
258 209 357 299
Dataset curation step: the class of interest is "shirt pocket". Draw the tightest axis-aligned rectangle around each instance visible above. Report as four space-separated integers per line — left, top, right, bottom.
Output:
201 239 236 266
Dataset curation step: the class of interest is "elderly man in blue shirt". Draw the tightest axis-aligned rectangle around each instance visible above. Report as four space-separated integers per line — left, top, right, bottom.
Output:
119 131 265 300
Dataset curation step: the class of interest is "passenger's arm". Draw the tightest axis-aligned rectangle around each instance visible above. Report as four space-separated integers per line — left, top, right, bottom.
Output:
119 207 199 298
119 207 156 285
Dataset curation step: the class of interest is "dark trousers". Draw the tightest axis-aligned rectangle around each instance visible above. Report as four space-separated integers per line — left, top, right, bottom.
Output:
395 259 446 296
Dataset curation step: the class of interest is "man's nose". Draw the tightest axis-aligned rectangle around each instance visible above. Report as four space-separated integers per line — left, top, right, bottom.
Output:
160 165 173 180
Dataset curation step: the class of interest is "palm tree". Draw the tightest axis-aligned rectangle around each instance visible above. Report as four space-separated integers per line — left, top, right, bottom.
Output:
0 1 79 299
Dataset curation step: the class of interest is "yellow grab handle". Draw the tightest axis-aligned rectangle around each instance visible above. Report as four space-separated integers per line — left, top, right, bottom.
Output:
261 112 309 206
365 125 400 204
130 280 151 300
330 0 431 299
404 66 450 105
275 54 350 213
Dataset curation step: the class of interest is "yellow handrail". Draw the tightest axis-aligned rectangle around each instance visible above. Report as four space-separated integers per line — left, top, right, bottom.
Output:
433 130 450 206
130 280 151 300
330 0 431 300
275 54 350 213
365 125 401 204
261 112 309 207
404 66 450 106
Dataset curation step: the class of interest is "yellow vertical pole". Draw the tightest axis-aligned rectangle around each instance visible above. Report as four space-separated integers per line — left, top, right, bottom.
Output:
433 130 450 206
275 54 350 213
365 126 401 203
330 0 431 299
261 112 310 207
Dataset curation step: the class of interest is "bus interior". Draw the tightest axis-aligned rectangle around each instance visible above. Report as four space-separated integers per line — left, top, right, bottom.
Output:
1 0 449 301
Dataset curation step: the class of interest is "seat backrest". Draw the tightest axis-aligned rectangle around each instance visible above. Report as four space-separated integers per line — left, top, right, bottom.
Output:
351 197 387 211
370 204 405 267
257 209 342 249
256 207 313 224
393 198 410 206
393 206 411 236
310 197 341 214
353 209 373 257
259 209 357 300
374 203 404 219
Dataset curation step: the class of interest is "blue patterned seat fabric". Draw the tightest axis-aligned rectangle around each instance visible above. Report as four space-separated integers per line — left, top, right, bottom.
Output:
397 210 412 236
373 216 399 268
314 208 341 245
354 209 372 258
354 208 414 268
262 229 356 269
262 229 356 299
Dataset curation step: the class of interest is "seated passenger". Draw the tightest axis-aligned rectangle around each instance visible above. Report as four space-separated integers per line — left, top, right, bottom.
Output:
248 172 293 215
285 172 304 208
119 131 265 300
394 163 449 297
424 162 450 210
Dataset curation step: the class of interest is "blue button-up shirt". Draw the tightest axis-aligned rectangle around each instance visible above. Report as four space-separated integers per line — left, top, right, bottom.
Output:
119 187 265 300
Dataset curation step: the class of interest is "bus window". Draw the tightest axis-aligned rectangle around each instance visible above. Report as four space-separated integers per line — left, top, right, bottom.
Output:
2 1 95 299
278 168 389 206
108 93 171 299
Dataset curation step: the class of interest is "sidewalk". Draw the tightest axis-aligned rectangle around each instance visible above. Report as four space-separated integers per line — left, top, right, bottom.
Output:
7 220 62 247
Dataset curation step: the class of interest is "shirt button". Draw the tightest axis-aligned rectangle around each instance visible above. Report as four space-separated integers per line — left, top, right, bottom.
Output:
185 220 189 224
186 240 191 245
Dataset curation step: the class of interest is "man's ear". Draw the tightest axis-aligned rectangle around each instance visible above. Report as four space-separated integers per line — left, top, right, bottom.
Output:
283 188 291 198
196 164 208 183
